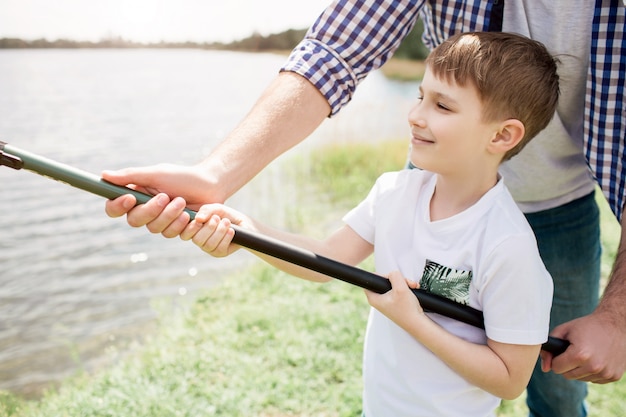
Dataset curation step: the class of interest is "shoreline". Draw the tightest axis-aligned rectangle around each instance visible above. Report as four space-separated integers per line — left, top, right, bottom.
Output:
380 58 426 81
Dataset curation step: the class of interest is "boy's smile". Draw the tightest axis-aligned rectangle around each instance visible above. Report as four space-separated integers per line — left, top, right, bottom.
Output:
411 132 435 145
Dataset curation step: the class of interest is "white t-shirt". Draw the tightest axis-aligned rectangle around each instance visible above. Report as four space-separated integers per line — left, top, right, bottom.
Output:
343 170 553 417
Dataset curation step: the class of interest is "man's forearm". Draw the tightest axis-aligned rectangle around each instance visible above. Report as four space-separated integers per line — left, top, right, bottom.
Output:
199 72 331 202
597 213 626 324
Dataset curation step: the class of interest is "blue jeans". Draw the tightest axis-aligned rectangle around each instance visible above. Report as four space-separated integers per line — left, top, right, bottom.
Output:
524 191 601 417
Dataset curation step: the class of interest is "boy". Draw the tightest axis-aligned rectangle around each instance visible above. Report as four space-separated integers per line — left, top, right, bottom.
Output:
180 32 558 416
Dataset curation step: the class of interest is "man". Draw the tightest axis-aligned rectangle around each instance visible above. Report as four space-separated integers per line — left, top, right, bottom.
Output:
103 2 626 416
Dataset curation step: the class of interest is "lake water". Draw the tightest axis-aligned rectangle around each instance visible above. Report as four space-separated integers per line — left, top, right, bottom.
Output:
0 48 418 396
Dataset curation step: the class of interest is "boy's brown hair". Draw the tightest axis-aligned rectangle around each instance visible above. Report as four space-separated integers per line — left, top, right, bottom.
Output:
426 32 560 161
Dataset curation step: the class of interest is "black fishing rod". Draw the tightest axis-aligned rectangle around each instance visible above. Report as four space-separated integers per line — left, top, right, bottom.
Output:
0 141 569 355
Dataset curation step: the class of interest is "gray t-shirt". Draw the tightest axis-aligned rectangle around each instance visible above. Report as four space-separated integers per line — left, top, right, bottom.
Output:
499 0 597 213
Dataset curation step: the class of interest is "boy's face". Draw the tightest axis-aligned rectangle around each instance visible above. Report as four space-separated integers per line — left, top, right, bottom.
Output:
408 67 501 176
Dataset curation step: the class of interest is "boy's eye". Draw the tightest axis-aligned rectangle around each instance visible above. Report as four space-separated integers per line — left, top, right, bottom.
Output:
437 102 450 111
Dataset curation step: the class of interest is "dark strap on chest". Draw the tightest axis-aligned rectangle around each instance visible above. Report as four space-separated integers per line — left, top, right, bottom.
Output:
488 0 505 32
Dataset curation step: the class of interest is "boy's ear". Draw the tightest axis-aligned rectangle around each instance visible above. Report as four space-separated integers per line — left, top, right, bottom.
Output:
489 119 525 153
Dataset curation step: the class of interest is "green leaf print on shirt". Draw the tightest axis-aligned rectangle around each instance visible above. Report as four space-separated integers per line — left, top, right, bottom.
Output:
419 259 472 305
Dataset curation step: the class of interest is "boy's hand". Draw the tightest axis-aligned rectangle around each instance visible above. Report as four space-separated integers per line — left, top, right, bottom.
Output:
365 271 422 328
180 204 247 257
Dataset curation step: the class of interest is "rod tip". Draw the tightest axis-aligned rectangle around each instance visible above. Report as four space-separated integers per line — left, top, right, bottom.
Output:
0 150 24 170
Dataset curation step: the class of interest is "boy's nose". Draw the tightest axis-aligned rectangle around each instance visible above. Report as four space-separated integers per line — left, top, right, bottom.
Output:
408 104 426 128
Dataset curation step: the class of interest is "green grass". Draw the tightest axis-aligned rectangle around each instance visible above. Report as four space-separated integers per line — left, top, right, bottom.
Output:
1 267 369 417
1 140 623 416
304 141 409 206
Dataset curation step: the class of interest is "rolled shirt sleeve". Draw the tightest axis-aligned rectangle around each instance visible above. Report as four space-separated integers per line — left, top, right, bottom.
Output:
281 0 423 115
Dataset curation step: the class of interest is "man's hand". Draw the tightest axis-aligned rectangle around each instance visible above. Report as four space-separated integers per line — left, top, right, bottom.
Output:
102 163 219 237
540 311 626 383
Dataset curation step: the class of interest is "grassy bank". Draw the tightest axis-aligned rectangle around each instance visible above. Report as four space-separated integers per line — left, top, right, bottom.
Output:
1 140 622 416
379 58 426 81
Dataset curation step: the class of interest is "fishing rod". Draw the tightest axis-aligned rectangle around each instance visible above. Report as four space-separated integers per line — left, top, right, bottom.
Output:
0 141 569 355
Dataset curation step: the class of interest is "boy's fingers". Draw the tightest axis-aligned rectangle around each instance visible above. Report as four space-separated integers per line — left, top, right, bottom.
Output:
216 227 236 255
191 222 214 248
202 217 232 253
387 271 412 290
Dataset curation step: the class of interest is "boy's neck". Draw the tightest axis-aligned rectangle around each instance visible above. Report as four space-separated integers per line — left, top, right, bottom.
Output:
429 172 500 221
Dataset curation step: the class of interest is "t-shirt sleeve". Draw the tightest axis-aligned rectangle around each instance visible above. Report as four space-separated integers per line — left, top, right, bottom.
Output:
479 234 554 345
342 177 380 245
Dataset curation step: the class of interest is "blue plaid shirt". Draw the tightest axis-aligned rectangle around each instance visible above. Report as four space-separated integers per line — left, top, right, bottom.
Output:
282 0 626 220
